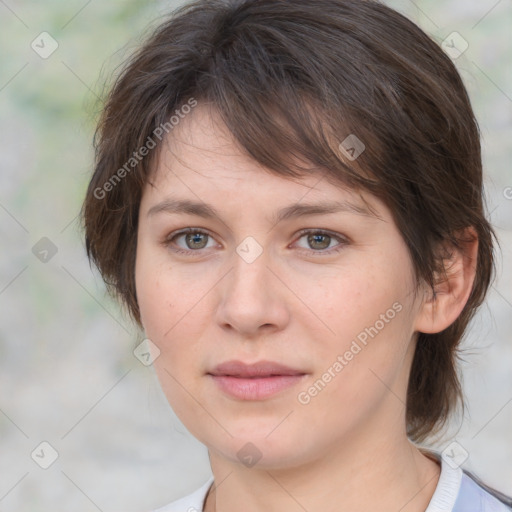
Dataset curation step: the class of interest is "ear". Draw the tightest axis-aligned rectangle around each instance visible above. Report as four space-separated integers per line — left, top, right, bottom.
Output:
414 227 479 334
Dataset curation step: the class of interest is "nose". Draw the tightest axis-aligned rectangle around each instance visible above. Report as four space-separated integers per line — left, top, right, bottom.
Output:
214 245 290 337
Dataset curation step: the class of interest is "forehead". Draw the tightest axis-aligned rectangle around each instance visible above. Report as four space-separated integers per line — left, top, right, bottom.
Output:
150 103 279 184
141 103 384 220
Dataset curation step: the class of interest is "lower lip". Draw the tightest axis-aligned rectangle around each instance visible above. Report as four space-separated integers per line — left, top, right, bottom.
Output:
209 374 306 400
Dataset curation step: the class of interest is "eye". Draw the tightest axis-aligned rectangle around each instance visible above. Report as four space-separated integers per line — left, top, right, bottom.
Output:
293 229 348 255
163 228 217 254
163 227 349 256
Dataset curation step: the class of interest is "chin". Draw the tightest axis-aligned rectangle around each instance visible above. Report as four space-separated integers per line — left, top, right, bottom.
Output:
207 429 311 470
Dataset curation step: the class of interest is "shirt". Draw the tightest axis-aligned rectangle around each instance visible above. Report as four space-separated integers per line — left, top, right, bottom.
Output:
152 453 512 512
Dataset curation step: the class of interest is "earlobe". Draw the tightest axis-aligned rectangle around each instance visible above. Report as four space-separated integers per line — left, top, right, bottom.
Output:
415 228 479 334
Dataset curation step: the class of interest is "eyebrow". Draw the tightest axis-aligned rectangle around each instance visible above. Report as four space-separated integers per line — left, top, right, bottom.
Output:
146 197 378 223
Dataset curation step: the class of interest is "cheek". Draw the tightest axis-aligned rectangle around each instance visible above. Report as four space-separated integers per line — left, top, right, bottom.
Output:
135 256 210 374
135 244 191 336
306 263 414 382
136 264 210 427
299 307 412 438
304 262 399 335
136 268 165 336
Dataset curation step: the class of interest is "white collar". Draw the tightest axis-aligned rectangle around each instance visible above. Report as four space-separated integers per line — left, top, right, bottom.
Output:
424 453 463 512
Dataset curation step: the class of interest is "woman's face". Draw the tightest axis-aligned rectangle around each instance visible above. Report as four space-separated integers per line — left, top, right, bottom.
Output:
135 104 426 469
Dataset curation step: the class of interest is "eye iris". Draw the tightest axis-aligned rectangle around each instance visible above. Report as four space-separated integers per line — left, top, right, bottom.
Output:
180 232 333 251
186 232 208 249
308 233 330 250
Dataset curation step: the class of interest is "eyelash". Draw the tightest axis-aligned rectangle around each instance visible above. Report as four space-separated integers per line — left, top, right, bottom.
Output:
162 227 349 256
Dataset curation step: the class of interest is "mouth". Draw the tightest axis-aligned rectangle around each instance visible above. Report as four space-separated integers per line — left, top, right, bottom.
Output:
207 360 308 400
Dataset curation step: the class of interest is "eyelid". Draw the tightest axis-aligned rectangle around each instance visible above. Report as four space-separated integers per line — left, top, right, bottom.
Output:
163 227 218 254
163 227 349 255
291 228 349 254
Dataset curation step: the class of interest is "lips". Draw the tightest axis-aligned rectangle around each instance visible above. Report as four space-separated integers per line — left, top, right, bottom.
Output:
207 360 308 400
208 360 306 378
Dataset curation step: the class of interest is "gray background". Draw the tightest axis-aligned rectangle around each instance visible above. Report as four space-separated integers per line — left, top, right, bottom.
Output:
0 0 510 510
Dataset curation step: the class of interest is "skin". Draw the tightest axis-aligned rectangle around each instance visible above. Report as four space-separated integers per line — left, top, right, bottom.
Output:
135 103 478 512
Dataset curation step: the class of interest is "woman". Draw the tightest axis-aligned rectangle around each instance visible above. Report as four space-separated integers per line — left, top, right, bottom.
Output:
80 0 512 510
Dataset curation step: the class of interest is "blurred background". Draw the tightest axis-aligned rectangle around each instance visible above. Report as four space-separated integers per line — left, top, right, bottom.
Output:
0 0 510 510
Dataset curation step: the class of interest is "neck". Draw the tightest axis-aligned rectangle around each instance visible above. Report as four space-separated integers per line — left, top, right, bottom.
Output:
204 434 440 512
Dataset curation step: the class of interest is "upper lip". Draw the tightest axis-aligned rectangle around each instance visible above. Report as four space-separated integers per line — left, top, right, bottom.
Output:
208 360 307 378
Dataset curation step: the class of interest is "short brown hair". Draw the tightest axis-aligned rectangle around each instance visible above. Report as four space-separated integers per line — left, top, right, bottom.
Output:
80 0 496 444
